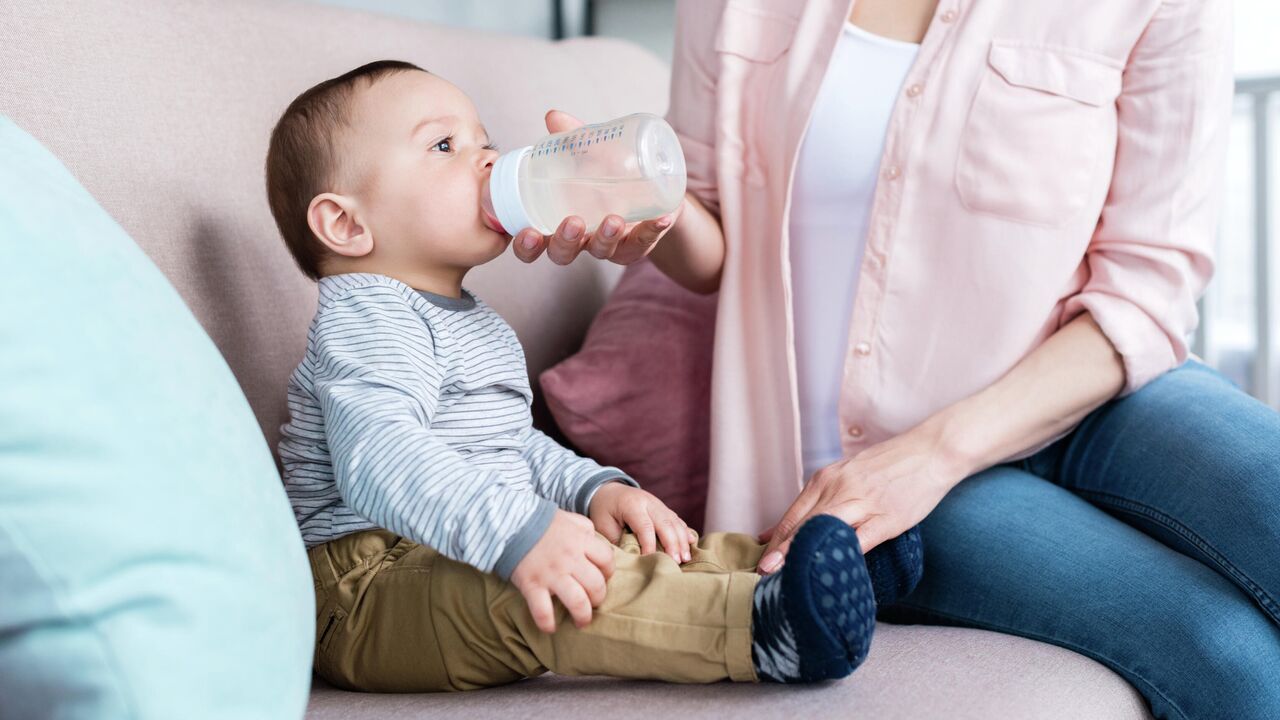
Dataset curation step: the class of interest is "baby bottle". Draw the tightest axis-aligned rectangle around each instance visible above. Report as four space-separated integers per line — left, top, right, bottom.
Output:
484 112 687 236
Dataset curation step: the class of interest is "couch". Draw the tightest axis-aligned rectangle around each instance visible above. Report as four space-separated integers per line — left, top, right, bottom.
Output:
0 0 1153 717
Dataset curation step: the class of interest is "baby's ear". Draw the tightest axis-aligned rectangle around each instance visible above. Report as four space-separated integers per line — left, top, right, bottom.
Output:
308 193 373 258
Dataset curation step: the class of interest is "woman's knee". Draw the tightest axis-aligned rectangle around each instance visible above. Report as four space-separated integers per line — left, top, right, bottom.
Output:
1144 593 1280 717
906 469 1280 718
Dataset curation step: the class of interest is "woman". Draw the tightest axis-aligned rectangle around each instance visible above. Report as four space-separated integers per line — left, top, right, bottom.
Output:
512 0 1280 716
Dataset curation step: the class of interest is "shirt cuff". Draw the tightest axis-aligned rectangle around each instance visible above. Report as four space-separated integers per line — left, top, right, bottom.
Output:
492 498 558 580
575 469 640 515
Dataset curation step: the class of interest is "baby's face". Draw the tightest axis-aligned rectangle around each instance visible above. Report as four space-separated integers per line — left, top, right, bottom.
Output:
341 71 507 273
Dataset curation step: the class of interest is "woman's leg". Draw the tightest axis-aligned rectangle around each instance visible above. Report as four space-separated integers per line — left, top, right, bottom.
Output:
881 466 1280 720
1023 360 1280 626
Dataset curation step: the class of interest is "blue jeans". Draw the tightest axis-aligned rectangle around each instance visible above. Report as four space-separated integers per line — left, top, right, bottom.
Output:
880 361 1280 720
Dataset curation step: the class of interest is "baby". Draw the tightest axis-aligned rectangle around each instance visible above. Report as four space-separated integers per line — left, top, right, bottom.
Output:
267 60 922 691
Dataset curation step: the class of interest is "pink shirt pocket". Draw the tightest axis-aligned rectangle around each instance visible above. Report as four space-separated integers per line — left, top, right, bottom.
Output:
956 41 1124 227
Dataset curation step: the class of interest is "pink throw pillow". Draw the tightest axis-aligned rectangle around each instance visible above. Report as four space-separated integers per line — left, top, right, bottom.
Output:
539 260 717 530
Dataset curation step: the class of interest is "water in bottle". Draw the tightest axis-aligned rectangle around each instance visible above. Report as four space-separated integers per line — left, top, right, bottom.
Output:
484 112 687 236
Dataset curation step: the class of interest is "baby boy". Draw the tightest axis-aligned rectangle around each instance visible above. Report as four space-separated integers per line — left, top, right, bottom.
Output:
267 60 922 691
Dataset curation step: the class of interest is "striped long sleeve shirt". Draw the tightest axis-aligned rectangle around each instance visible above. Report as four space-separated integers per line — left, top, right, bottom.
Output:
278 273 637 579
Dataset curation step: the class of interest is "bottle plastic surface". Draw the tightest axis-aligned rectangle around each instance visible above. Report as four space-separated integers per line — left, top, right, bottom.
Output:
484 112 687 236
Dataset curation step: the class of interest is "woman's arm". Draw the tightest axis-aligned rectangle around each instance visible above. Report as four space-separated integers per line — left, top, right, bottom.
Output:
646 191 725 294
510 0 730 294
758 312 1124 571
934 312 1124 477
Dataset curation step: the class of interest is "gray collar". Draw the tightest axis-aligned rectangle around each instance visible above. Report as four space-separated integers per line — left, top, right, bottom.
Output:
417 288 477 311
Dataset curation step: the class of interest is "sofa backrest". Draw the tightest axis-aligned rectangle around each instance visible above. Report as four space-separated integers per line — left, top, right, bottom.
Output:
0 0 668 451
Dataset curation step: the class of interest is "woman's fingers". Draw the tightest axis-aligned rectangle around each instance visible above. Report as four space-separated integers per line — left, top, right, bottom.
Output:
757 524 777 543
513 206 678 266
760 503 874 576
547 216 588 265
758 491 821 573
854 517 893 554
611 212 676 265
585 215 625 259
512 229 547 263
544 109 585 134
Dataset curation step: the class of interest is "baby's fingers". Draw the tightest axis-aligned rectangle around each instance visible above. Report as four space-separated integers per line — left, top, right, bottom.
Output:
552 577 594 629
523 587 557 634
585 534 617 580
628 511 658 556
656 515 689 564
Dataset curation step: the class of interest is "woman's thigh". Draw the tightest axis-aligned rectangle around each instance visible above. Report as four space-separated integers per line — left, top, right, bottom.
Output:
1028 360 1280 626
882 466 1280 720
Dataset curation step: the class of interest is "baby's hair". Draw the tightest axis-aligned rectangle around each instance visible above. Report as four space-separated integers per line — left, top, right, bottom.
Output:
265 60 426 280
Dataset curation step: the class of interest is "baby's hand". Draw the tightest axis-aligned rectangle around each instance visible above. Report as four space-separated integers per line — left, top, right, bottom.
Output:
511 510 615 633
589 482 697 564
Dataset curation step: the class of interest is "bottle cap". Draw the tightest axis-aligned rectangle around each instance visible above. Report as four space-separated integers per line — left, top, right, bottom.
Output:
489 146 543 236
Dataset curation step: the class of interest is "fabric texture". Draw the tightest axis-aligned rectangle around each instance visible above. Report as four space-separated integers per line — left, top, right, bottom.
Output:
667 0 1232 535
540 260 717 528
884 361 1280 719
866 526 925 607
0 116 313 719
280 273 635 578
309 527 761 691
308 623 1151 720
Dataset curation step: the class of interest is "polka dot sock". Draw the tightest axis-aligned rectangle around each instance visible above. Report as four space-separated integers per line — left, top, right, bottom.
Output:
864 524 924 608
750 515 876 683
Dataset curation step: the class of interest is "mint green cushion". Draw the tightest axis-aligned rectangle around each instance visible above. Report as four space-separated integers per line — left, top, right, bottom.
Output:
0 116 313 718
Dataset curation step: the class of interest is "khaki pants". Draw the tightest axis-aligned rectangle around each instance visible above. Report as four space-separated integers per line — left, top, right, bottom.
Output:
308 528 765 691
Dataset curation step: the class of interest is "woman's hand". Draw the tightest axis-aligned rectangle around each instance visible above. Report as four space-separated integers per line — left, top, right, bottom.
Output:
756 314 1126 575
756 420 972 575
510 109 684 266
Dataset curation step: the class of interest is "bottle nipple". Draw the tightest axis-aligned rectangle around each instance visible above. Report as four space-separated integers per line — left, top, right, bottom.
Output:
480 181 507 235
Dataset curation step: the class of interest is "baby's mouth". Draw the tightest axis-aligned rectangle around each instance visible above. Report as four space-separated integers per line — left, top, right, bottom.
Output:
479 183 507 235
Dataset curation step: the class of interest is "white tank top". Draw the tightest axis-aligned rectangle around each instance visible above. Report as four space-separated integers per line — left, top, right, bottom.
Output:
788 23 919 479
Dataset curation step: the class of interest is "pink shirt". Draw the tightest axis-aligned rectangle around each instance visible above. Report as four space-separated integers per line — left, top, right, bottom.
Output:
665 0 1233 534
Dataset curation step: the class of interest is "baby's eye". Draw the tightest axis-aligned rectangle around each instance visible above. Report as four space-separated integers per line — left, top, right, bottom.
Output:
433 136 453 153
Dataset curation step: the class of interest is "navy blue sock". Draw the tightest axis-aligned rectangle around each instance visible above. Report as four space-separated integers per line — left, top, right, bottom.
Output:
864 525 924 608
750 515 876 683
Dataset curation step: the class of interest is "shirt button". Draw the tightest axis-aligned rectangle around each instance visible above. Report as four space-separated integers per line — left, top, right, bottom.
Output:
884 165 901 180
848 425 864 438
906 83 923 98
854 342 872 356
941 9 958 22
